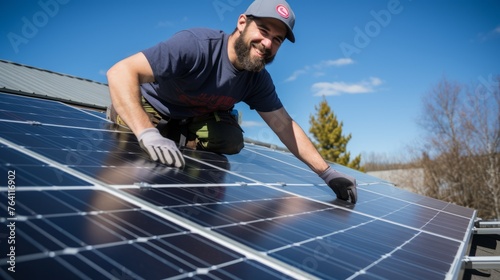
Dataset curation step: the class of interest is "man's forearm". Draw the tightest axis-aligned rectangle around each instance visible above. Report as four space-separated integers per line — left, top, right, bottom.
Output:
282 120 330 174
259 109 329 175
107 55 156 137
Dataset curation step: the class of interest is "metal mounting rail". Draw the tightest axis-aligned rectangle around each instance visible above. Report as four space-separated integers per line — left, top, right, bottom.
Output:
464 219 500 270
473 220 500 235
463 256 500 269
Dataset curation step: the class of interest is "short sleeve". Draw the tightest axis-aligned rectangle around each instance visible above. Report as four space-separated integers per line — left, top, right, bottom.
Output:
243 70 283 112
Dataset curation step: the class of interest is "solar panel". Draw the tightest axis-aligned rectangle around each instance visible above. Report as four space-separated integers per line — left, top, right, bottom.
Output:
0 92 476 279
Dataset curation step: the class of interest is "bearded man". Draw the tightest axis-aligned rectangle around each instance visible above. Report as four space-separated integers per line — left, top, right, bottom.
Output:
106 0 358 203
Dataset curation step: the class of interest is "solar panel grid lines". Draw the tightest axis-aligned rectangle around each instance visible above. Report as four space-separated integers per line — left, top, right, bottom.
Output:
91 188 322 280
206 180 474 245
0 187 241 278
6 196 317 280
358 182 475 214
136 183 469 278
344 231 423 280
0 158 464 280
0 92 477 279
0 190 304 278
0 132 320 279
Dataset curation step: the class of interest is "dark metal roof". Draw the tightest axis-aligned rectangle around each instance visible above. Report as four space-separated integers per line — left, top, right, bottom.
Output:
0 59 110 109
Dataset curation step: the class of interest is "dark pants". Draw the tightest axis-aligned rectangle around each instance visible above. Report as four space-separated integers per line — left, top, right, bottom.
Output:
106 98 244 155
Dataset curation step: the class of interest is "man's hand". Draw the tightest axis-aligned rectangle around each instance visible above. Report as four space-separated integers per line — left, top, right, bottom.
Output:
138 128 185 168
320 167 357 203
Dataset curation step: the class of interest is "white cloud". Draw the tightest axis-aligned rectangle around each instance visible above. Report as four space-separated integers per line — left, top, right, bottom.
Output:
313 72 326 78
477 25 500 42
321 58 354 67
370 77 383 86
285 69 308 82
285 58 354 82
312 77 383 96
241 120 265 128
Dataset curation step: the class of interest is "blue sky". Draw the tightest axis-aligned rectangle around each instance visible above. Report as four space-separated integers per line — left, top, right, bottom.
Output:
1 0 499 162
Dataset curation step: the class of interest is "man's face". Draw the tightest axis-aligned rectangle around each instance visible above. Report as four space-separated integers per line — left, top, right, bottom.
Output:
234 17 286 72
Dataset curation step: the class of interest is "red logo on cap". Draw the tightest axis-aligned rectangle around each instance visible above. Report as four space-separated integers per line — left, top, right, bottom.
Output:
276 4 289 19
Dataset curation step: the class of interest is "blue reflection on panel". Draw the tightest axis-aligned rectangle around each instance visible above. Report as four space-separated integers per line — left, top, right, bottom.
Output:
0 146 90 187
0 92 112 129
0 122 249 185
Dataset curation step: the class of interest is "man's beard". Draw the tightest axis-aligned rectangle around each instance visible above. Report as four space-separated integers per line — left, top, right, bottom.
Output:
234 29 275 72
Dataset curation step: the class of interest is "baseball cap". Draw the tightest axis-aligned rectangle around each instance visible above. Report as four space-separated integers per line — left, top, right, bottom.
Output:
244 0 296 43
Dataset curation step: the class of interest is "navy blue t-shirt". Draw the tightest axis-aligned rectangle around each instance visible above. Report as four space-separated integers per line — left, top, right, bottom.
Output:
140 28 283 119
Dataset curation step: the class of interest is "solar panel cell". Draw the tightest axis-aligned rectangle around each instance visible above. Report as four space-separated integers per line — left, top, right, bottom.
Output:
269 244 360 279
391 248 452 275
0 147 90 187
368 257 445 280
3 257 93 280
402 233 460 264
207 260 289 279
421 212 472 240
0 91 111 129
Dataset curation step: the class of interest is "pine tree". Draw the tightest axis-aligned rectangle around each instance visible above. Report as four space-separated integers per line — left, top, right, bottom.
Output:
309 97 363 171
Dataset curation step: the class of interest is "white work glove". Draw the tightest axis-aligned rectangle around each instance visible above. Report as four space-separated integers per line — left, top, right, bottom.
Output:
138 128 185 168
319 167 357 203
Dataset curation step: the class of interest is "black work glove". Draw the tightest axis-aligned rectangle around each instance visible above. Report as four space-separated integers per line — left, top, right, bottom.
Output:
138 128 185 168
319 167 357 203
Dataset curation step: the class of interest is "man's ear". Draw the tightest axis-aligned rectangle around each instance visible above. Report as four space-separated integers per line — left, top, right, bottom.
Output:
236 14 248 34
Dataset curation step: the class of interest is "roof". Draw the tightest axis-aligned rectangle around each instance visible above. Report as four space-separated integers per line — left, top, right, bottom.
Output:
0 59 110 109
0 62 482 279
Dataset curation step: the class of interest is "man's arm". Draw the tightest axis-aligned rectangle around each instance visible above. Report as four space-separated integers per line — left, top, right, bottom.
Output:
258 107 329 174
107 52 185 168
258 107 357 203
107 52 155 137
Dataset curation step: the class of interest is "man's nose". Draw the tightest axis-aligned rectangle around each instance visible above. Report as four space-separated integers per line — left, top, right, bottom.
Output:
261 37 272 50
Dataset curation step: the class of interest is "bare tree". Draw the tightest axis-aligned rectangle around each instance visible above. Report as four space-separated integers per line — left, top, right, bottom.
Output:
417 76 499 219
